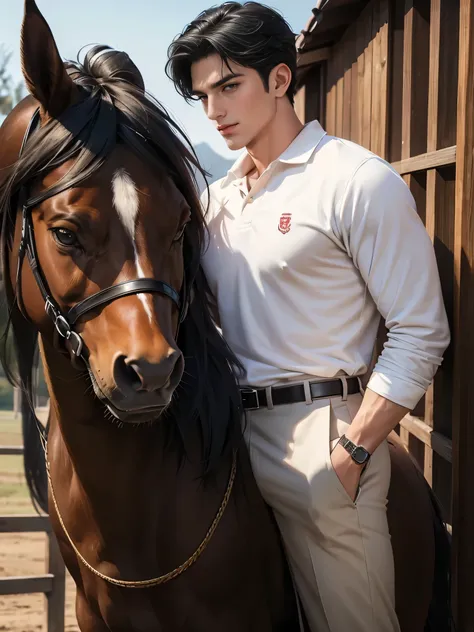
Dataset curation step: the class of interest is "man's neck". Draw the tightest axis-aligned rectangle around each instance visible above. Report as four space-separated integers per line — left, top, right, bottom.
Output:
246 102 304 177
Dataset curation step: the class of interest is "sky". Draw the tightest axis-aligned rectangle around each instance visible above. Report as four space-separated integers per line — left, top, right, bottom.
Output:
0 0 312 159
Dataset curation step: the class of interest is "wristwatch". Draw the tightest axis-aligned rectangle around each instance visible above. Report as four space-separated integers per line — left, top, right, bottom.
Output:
338 435 371 466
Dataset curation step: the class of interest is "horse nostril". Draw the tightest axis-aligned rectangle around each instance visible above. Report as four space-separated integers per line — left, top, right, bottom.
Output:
114 355 143 393
113 349 183 395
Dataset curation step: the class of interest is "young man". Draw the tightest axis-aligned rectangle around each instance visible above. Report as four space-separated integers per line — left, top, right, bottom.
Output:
166 3 450 631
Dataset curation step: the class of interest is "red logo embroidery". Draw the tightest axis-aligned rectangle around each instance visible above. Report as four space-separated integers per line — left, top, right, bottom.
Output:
278 213 292 234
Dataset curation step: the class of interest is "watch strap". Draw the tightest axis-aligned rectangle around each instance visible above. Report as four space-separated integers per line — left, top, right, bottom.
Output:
338 434 371 464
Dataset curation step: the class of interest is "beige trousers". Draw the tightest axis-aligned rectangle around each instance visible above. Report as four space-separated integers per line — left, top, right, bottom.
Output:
244 382 400 632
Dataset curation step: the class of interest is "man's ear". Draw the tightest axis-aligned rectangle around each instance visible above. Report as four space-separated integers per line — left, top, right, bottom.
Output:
21 0 79 119
269 63 292 99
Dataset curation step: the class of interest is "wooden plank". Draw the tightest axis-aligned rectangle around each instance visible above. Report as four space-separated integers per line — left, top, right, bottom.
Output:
335 49 344 137
319 63 327 129
302 65 325 124
431 166 456 442
387 0 405 162
0 446 23 455
0 514 51 533
350 35 359 144
427 0 441 155
424 444 433 486
45 532 66 632
326 56 337 135
400 415 453 463
370 0 389 158
424 1 441 490
379 0 389 158
425 1 458 513
437 0 460 149
362 7 373 149
399 425 410 451
0 575 54 596
452 0 474 626
342 43 352 139
391 146 456 175
401 3 414 162
356 7 367 147
401 0 431 198
402 0 430 161
297 47 332 68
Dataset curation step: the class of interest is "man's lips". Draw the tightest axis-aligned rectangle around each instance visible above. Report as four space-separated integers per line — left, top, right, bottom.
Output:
218 123 238 133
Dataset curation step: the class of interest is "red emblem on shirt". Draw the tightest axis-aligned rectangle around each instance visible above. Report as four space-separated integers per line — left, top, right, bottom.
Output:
278 213 292 234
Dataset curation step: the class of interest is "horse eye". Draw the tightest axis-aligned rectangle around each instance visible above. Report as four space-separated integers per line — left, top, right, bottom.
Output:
52 228 79 247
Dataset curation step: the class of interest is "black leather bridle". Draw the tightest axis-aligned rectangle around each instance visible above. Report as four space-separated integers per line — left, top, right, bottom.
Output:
15 108 188 362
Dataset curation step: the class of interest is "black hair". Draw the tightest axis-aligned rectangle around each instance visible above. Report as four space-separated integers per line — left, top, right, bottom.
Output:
166 2 297 105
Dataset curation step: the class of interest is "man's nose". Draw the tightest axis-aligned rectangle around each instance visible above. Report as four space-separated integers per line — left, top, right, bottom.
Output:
206 96 224 121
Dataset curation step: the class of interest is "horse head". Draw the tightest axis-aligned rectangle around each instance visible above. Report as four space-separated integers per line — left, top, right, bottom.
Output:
0 0 208 424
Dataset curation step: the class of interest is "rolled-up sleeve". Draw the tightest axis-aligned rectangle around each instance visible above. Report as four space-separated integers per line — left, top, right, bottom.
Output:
337 157 450 409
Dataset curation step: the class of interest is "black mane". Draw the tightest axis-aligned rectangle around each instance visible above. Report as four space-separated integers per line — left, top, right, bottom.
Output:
0 46 243 512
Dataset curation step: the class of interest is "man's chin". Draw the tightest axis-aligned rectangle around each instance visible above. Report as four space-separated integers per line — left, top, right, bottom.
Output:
224 136 246 151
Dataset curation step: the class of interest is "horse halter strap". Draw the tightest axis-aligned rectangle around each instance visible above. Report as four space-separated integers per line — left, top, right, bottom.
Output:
16 109 187 360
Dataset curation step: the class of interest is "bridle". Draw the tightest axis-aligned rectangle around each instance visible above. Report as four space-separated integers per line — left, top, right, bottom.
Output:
15 107 189 363
14 106 237 589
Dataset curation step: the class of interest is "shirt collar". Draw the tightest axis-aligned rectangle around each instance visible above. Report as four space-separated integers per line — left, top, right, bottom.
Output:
220 120 327 189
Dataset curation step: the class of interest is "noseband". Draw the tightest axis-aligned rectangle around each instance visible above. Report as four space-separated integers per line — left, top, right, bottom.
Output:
16 108 188 362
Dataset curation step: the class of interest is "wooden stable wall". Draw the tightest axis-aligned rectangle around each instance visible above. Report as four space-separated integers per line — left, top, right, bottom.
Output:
295 0 474 629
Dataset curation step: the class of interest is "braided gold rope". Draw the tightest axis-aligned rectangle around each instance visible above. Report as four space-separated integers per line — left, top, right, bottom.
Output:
43 436 237 588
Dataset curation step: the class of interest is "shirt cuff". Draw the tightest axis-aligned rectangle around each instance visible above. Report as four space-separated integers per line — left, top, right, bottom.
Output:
366 371 426 410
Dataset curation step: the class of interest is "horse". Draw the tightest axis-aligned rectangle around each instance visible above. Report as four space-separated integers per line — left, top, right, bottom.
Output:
0 2 451 631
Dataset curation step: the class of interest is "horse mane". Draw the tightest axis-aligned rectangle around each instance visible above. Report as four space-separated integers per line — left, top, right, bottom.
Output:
0 46 244 511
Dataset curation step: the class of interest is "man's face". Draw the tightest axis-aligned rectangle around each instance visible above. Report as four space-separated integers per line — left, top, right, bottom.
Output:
191 54 277 151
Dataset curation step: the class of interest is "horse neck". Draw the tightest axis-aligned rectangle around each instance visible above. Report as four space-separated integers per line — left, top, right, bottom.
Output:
39 334 236 584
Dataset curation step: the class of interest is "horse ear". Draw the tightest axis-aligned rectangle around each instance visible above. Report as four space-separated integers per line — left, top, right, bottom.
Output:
21 0 79 119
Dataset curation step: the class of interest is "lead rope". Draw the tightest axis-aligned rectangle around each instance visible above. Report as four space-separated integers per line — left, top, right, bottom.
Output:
40 431 237 588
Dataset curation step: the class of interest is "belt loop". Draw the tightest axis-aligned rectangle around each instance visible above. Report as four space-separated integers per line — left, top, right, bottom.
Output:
303 380 313 405
265 386 274 410
340 376 348 401
357 376 365 395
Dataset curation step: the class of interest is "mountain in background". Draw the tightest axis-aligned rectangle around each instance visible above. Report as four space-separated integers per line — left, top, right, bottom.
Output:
193 142 235 192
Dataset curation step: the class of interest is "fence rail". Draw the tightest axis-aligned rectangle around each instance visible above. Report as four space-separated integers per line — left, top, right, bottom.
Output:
0 445 66 632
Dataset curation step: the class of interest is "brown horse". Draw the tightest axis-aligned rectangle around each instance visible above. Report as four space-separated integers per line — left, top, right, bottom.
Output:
0 2 451 631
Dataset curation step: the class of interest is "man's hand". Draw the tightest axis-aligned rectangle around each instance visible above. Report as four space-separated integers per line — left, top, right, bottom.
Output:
329 387 410 502
330 441 365 502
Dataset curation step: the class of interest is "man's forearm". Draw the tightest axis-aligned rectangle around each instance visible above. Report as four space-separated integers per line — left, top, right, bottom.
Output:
344 387 410 454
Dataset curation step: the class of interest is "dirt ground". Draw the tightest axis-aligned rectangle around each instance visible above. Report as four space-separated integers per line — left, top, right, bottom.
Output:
0 530 79 632
0 410 80 631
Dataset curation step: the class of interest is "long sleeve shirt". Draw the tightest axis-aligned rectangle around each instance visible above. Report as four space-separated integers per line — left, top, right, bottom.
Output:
200 121 450 410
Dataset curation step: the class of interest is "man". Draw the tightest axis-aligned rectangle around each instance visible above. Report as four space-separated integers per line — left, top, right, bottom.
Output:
166 3 450 631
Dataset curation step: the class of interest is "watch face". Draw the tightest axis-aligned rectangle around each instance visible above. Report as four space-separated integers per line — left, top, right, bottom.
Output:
352 446 370 465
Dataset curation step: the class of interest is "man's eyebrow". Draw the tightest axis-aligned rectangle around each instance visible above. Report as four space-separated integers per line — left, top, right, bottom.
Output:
192 72 244 96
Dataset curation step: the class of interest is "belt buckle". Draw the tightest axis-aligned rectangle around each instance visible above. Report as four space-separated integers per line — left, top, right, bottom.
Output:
240 388 260 410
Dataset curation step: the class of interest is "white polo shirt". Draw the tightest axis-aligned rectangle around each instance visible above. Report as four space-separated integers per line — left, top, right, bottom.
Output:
200 121 450 409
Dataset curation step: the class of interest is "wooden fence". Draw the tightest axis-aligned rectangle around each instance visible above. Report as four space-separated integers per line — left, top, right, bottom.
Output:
0 445 65 632
294 0 474 627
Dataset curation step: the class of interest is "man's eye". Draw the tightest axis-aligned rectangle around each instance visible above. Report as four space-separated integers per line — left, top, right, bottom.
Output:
223 83 238 92
51 227 79 247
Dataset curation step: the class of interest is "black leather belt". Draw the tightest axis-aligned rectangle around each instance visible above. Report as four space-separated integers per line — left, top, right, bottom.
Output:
240 377 361 410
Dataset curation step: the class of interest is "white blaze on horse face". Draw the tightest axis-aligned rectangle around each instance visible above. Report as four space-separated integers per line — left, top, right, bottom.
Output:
111 169 154 324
